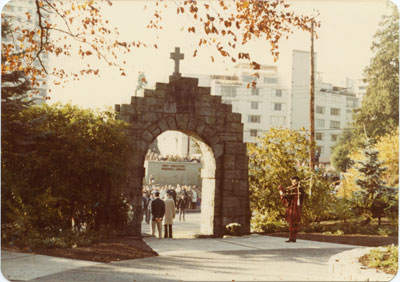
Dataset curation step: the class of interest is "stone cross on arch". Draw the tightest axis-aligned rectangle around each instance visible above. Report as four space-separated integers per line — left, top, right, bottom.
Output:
170 47 184 78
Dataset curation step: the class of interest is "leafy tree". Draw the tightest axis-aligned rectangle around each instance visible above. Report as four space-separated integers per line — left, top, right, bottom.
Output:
352 138 396 226
330 130 363 172
148 0 319 84
248 128 334 231
2 104 132 248
353 3 399 138
1 0 135 87
331 4 399 170
375 129 399 187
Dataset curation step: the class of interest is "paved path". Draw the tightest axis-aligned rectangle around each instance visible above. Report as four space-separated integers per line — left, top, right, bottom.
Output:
1 213 360 281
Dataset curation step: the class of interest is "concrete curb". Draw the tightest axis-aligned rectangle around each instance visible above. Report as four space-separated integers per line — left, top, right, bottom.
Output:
328 247 395 281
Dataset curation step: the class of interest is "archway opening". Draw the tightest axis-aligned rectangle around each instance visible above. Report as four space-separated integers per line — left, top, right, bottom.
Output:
141 130 216 237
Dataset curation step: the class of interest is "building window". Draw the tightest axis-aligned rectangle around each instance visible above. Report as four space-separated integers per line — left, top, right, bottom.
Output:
220 86 237 98
248 115 261 123
316 106 325 114
331 108 340 116
250 129 258 137
273 103 282 111
251 88 259 96
275 89 282 97
330 120 340 129
316 119 325 128
316 133 323 140
346 97 358 108
250 101 259 110
331 134 338 142
264 77 278 84
242 75 256 83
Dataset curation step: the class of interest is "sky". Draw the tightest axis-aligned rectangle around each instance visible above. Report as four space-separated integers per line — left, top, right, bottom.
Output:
1 0 395 110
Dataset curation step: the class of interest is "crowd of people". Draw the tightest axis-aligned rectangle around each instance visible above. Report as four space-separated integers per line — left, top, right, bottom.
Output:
141 184 201 238
145 152 201 163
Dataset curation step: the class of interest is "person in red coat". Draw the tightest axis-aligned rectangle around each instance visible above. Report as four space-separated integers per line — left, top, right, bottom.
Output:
279 176 305 243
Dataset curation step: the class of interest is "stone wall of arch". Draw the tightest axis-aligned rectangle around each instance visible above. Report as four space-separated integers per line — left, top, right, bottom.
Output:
115 76 250 237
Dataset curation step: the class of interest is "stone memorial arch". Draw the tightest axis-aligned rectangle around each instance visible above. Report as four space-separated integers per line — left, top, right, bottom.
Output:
115 47 250 237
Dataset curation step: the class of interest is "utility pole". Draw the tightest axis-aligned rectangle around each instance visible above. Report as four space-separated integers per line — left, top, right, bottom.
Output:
309 21 316 170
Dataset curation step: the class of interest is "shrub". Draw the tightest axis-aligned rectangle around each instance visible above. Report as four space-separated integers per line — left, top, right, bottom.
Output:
363 245 398 275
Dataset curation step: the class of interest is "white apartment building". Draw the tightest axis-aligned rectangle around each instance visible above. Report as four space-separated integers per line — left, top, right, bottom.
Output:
174 51 360 165
188 64 289 143
290 50 359 163
2 0 49 104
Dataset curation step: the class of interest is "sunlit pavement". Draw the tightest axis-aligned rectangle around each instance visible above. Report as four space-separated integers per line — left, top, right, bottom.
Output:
2 212 361 281
141 210 201 238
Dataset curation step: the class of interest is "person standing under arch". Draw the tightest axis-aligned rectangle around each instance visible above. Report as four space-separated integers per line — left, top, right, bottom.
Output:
151 191 165 239
163 191 176 238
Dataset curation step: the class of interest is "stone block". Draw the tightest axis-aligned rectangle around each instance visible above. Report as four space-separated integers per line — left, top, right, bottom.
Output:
225 142 246 155
196 120 206 135
158 119 169 132
145 97 157 106
151 127 161 137
233 188 247 197
222 216 233 227
224 155 236 170
142 112 158 122
235 155 248 170
213 144 224 158
223 180 239 191
210 96 222 104
155 82 169 90
198 86 211 94
219 133 238 142
226 122 243 133
144 89 156 96
205 116 216 124
136 140 148 152
147 123 158 133
187 116 198 131
216 117 225 125
239 180 248 191
224 169 242 180
241 169 249 180
199 107 216 117
203 126 217 140
209 135 220 147
119 114 131 123
226 113 242 123
131 97 143 105
142 130 154 143
216 110 227 118
163 102 177 114
176 114 189 129
121 104 135 114
166 116 177 129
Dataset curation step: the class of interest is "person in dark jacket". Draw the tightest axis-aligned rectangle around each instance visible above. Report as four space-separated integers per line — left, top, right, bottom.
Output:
177 193 187 221
151 191 165 238
142 192 150 224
